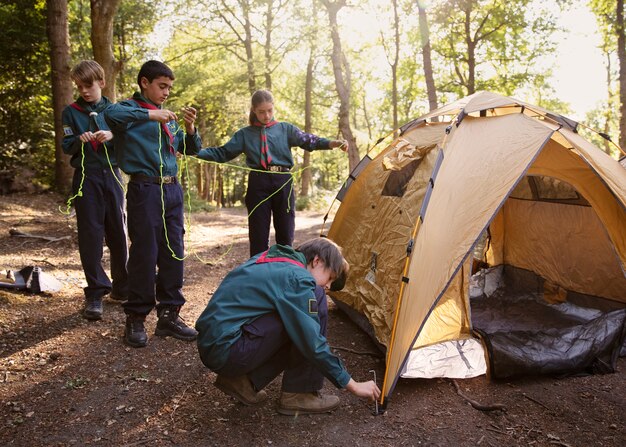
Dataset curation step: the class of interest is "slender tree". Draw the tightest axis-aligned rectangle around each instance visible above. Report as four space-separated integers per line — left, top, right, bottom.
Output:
321 0 359 171
617 0 626 149
90 0 122 100
46 0 73 192
380 0 400 136
590 0 625 153
301 47 315 198
432 0 560 96
417 0 438 113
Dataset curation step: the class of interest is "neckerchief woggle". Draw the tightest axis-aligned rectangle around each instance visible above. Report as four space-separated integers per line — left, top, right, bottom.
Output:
69 97 110 152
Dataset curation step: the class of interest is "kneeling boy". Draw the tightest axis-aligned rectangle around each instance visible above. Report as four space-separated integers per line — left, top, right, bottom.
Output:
195 237 380 415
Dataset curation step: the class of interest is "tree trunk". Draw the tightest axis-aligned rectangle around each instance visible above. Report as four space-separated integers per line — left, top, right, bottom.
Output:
264 0 273 90
418 1 438 114
90 0 122 100
604 50 613 154
391 0 399 136
301 49 314 198
617 0 626 149
464 6 476 95
242 1 257 94
322 0 359 171
46 0 73 193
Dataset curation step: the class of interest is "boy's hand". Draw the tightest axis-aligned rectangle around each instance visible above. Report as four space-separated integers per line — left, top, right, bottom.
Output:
345 379 381 401
149 109 178 124
92 130 113 143
78 131 95 143
182 106 197 135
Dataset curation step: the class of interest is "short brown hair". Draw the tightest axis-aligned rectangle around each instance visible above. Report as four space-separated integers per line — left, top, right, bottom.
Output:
137 60 175 88
70 60 105 85
296 237 347 280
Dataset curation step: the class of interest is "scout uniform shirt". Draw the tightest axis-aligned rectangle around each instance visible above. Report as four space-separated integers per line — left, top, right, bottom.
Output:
103 92 202 176
195 244 351 389
195 122 332 169
62 96 118 170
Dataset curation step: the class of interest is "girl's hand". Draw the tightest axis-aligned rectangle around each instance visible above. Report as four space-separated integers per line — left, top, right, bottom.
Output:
333 140 348 152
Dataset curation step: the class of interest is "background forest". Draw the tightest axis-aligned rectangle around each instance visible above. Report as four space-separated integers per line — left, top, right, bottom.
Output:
1 0 624 209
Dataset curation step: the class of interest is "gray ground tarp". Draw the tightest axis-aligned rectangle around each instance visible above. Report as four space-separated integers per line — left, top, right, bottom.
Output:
472 266 626 379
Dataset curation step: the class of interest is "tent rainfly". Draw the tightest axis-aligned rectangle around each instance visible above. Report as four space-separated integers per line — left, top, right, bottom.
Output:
325 91 626 412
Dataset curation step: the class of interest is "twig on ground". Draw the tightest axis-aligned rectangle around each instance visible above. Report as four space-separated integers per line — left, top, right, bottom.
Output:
331 345 383 358
9 228 71 242
32 258 57 267
451 379 507 412
170 383 194 423
485 427 507 435
522 392 552 411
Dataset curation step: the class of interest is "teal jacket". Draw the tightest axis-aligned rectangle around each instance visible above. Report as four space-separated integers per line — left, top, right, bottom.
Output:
196 122 332 169
195 244 351 389
62 96 118 170
103 92 202 176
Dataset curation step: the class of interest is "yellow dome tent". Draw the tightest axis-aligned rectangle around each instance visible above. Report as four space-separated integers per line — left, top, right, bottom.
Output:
326 91 626 411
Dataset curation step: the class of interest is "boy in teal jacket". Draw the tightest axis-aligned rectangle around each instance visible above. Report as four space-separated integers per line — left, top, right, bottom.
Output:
195 237 380 415
104 60 202 348
62 60 128 321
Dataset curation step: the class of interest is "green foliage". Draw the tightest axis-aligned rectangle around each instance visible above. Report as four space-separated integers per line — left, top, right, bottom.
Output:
114 0 162 97
3 0 619 191
430 0 562 97
64 376 90 389
0 0 54 184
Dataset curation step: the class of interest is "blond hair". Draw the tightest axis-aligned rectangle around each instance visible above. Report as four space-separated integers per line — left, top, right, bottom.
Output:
70 60 105 85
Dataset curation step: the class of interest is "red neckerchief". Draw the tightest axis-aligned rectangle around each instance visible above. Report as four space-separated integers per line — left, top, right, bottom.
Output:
252 119 279 169
133 99 175 154
69 102 99 152
255 249 305 268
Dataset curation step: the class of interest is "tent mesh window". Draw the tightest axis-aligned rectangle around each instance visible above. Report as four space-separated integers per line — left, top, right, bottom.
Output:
510 176 590 206
381 158 422 197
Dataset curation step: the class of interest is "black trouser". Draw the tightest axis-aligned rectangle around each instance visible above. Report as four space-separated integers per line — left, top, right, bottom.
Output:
245 171 295 257
123 180 185 316
215 287 328 393
73 168 128 301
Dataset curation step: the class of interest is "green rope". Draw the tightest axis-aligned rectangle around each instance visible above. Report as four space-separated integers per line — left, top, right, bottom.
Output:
59 142 86 215
157 123 186 261
103 141 126 194
155 121 311 266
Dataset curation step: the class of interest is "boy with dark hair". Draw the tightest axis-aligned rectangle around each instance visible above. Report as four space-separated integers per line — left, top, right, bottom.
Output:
195 237 380 415
104 60 202 348
62 60 128 321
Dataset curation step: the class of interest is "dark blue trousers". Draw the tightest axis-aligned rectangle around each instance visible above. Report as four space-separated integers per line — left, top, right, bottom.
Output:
215 287 328 393
245 171 295 257
124 180 185 316
73 168 128 301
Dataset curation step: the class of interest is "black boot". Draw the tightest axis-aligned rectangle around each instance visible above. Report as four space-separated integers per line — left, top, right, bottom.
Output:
124 314 148 348
155 307 198 341
83 297 103 321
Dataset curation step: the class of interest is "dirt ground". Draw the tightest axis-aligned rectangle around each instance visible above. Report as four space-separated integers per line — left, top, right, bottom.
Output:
0 192 624 447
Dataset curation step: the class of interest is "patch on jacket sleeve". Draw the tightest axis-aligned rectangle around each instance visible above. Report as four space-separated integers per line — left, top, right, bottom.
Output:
308 299 318 314
63 125 73 136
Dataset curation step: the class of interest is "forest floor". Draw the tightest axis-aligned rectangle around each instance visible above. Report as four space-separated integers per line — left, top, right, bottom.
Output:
0 191 624 447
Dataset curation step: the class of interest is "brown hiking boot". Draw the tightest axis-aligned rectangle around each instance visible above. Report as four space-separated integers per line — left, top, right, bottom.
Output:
214 375 268 406
277 391 340 415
